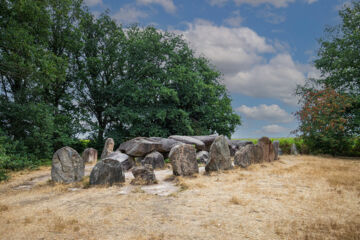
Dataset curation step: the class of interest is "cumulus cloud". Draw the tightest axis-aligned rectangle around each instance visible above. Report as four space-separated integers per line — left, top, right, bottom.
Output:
83 0 103 6
233 0 295 8
179 20 306 106
224 11 243 27
259 124 289 134
236 104 294 123
136 0 176 13
113 5 148 24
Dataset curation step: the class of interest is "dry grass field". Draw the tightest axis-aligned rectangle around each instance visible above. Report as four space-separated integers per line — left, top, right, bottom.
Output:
0 155 359 240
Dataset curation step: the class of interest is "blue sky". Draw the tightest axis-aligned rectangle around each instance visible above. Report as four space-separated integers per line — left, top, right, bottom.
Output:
84 0 350 138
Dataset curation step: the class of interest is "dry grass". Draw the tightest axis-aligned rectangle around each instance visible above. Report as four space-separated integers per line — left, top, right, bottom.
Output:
0 155 359 239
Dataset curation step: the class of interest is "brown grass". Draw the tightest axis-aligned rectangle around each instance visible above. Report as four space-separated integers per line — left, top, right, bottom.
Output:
0 155 359 239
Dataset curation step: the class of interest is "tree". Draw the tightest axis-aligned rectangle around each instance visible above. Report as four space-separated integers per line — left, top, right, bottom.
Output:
295 87 354 155
75 11 127 144
295 1 360 155
108 25 241 141
313 1 360 134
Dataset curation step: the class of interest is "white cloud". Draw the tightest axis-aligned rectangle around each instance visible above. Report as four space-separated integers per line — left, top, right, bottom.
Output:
224 11 243 27
233 0 295 8
113 5 148 24
181 20 274 75
259 124 288 134
136 0 176 13
236 104 294 123
305 0 318 4
208 0 229 6
84 0 103 6
179 20 306 106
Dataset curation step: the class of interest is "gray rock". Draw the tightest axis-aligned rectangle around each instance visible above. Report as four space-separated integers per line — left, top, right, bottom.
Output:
196 151 209 164
168 135 205 150
273 141 280 160
102 152 134 171
192 134 218 151
117 137 162 157
169 144 199 176
205 135 232 172
131 164 157 185
142 151 165 169
51 147 85 183
101 138 114 159
257 137 275 162
234 144 263 168
291 143 298 155
82 148 98 163
228 140 253 156
89 158 125 186
149 137 181 153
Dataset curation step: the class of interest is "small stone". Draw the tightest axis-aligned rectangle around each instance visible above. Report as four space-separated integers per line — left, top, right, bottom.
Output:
142 151 165 169
196 151 209 164
131 164 157 185
82 148 98 163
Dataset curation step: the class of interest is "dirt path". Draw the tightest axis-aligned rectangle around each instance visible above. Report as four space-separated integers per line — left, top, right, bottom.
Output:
0 156 359 240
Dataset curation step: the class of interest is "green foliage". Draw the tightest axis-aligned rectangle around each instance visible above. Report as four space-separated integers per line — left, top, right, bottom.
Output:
295 1 360 156
0 0 241 180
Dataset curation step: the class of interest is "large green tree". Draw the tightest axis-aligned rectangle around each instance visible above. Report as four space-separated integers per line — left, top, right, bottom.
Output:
296 1 360 155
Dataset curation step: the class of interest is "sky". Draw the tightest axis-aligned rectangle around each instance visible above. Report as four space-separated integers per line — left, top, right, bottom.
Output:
83 0 350 139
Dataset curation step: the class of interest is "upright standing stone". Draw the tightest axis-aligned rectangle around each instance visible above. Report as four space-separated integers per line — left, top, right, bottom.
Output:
101 138 114 159
291 143 298 155
82 148 98 163
273 141 280 160
169 144 199 176
234 144 263 168
257 137 275 162
51 147 85 183
205 135 232 172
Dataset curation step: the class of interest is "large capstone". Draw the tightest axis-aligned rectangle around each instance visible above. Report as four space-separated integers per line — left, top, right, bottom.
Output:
169 144 199 176
192 134 218 151
196 151 209 164
82 148 98 163
117 137 162 157
273 140 280 160
51 147 85 183
142 151 165 169
131 164 157 185
257 137 275 162
101 138 114 159
234 144 263 168
205 135 233 172
148 137 181 153
168 135 205 150
89 158 125 186
102 152 134 171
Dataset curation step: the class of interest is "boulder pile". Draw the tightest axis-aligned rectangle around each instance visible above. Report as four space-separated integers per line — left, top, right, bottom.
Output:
50 133 282 186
